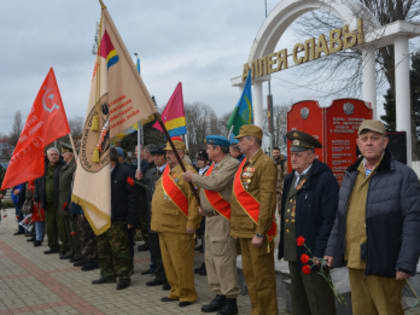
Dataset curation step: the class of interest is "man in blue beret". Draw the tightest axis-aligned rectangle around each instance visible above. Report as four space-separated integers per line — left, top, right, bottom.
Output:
183 135 240 315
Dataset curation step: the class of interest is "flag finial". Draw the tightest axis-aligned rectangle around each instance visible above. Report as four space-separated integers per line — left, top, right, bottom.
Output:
98 0 106 9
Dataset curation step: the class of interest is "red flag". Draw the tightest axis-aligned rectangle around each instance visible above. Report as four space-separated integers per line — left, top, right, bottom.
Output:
1 68 70 190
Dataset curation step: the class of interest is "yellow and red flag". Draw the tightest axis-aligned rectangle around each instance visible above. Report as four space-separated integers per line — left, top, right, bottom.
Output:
1 68 70 190
72 3 157 235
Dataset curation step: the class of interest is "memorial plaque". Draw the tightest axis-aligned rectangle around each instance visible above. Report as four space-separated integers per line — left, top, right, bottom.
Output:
287 100 324 172
325 98 372 182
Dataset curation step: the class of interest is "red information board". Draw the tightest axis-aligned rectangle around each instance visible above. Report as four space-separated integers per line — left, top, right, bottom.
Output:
287 98 372 183
287 100 324 172
325 98 372 182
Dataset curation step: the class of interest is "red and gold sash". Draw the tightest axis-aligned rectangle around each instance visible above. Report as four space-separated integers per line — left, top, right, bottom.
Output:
161 165 188 217
233 158 277 241
203 163 231 220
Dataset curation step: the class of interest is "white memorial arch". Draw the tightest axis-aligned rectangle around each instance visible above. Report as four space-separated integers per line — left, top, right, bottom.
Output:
231 0 420 165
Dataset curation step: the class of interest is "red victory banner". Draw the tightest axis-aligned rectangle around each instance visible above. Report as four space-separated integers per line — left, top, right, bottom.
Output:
1 68 70 190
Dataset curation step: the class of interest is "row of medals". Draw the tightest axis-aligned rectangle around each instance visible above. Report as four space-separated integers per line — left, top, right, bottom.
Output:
241 166 256 190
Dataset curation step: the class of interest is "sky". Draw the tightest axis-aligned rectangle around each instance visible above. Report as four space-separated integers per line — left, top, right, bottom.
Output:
0 1 418 136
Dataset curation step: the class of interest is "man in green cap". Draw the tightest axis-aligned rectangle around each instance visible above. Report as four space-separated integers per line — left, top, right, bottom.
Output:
58 143 77 259
230 124 279 315
278 130 338 315
325 120 420 315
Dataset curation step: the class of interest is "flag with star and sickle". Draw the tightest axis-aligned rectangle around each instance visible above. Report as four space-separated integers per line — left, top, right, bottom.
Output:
1 68 70 190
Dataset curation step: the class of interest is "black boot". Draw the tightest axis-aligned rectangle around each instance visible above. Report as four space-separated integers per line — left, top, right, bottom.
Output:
201 295 226 313
216 298 238 315
81 260 99 271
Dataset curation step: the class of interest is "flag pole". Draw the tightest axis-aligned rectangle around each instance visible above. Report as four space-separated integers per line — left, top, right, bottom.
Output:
135 52 142 173
156 113 200 203
68 133 79 161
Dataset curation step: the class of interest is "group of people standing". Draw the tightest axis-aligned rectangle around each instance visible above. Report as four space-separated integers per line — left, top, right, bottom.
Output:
3 118 419 315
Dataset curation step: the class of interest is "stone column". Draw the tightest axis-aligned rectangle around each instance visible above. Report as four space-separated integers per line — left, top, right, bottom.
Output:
394 37 412 165
362 47 377 118
253 81 264 128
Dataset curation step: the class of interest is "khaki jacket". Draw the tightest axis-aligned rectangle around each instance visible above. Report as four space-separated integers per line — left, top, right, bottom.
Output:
230 149 277 238
191 155 239 214
151 163 201 233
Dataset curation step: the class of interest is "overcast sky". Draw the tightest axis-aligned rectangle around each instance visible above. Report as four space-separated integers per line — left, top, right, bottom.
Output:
1 1 418 136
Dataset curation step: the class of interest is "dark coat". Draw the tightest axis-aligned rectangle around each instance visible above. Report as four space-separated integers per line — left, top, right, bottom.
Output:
325 149 420 276
34 157 65 208
58 158 76 215
111 162 137 226
278 159 339 262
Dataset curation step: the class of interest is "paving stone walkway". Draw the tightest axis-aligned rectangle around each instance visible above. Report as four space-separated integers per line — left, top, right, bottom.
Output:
0 208 289 315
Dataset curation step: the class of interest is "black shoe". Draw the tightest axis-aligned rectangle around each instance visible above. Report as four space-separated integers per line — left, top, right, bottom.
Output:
137 243 149 251
195 262 207 276
60 253 73 260
81 261 99 271
13 231 24 235
74 260 87 267
146 278 164 286
201 295 226 313
161 297 177 302
179 301 193 307
33 241 42 247
70 256 82 263
116 279 131 290
44 249 59 254
141 269 153 275
92 277 116 284
162 283 170 291
27 237 35 242
216 298 238 315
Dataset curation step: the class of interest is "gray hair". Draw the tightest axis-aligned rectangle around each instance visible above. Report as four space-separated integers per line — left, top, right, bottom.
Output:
46 147 59 154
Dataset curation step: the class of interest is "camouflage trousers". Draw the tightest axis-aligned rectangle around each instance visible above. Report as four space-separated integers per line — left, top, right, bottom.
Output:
97 221 131 281
77 215 97 260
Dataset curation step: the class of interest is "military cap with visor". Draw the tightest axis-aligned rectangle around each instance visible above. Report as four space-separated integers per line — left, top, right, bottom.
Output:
235 125 263 140
286 130 322 152
164 136 186 151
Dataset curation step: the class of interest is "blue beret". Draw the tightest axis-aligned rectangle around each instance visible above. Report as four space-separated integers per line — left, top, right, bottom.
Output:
230 138 239 145
206 135 230 148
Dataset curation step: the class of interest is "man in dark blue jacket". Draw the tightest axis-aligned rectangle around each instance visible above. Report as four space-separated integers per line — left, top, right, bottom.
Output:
279 130 338 315
92 147 136 290
325 120 420 315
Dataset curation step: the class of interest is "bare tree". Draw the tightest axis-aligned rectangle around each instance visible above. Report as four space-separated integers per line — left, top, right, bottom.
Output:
8 111 23 146
184 102 218 158
263 105 288 153
68 115 84 141
292 0 420 95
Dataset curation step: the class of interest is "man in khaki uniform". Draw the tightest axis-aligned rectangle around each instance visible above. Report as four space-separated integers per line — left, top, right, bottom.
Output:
183 135 240 315
150 136 201 307
325 120 420 315
230 125 278 315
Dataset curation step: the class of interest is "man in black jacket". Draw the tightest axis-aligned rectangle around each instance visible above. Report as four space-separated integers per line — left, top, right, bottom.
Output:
279 130 338 315
92 147 136 290
35 147 65 254
325 120 420 315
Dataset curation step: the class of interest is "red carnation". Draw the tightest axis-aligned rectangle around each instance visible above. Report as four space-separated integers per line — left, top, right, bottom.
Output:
302 264 312 275
300 254 310 264
70 231 77 236
296 236 305 247
126 176 135 187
